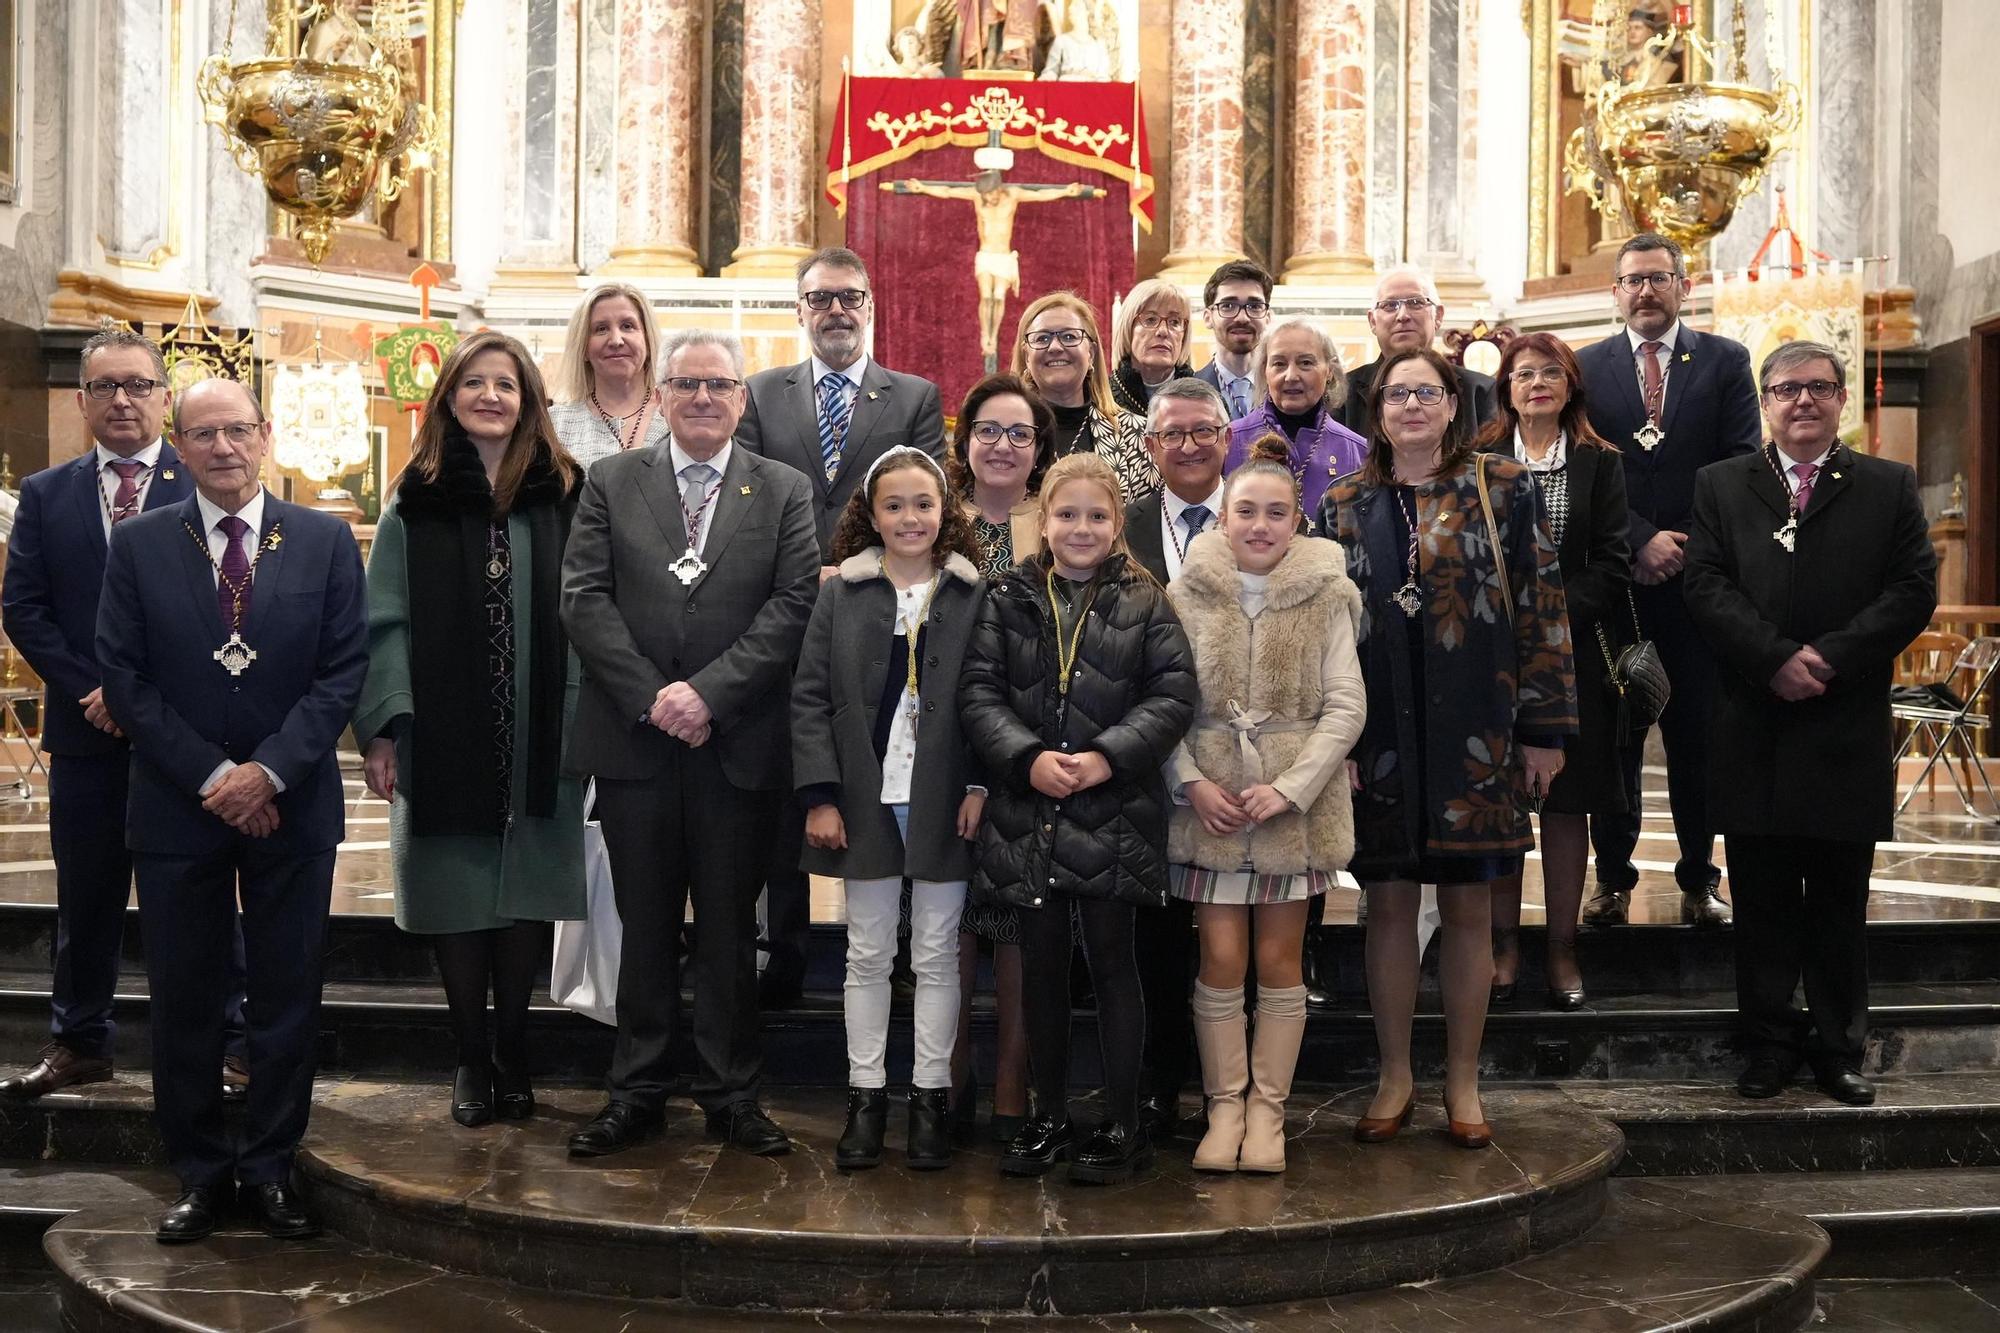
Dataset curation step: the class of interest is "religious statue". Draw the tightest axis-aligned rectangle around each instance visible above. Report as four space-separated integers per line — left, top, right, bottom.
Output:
923 0 1042 74
881 170 1107 370
888 25 944 78
1040 0 1114 81
1619 0 1683 89
301 0 375 65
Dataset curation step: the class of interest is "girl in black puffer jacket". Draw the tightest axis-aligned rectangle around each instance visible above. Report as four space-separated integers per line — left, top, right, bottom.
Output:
959 452 1197 1186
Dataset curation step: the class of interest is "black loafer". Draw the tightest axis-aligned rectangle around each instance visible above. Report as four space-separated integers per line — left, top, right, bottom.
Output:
835 1087 889 1169
246 1181 320 1240
705 1100 792 1156
1736 1057 1798 1099
999 1113 1075 1177
568 1101 660 1157
1814 1065 1875 1106
1069 1120 1154 1185
156 1186 226 1244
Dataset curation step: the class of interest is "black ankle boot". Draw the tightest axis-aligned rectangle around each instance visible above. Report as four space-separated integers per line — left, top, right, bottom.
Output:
835 1087 890 1169
908 1088 951 1170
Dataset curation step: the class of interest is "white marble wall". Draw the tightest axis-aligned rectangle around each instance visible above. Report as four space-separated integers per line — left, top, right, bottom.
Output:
1814 0 1876 267
0 0 68 328
500 0 581 266
100 0 173 263
578 0 618 272
201 0 265 324
1365 0 1400 265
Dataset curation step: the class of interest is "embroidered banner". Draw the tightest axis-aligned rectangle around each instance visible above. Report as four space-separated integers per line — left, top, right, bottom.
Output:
1712 261 1867 445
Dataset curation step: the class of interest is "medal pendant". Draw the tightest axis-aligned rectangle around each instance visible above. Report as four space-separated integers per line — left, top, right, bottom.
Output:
213 632 257 677
671 551 707 586
1634 422 1663 452
1772 518 1798 553
1392 583 1423 618
485 557 507 579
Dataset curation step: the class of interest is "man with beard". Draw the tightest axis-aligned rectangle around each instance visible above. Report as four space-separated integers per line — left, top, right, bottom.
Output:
1195 261 1273 422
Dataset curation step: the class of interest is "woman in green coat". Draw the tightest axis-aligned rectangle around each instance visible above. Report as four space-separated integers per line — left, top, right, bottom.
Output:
356 330 586 1127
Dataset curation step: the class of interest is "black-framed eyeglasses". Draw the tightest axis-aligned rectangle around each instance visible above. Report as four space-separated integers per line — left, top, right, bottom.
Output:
1024 328 1088 350
1764 379 1841 402
969 421 1038 448
1146 425 1223 449
1208 298 1270 318
180 422 261 447
664 376 745 396
84 377 164 401
1614 272 1681 292
1382 384 1448 406
802 289 869 311
1373 297 1434 316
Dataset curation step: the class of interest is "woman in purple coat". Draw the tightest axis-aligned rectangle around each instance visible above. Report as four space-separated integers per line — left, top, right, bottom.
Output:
1224 317 1368 525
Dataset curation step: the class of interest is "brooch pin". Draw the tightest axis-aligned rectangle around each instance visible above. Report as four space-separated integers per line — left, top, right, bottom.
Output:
262 530 283 551
739 485 753 496
867 391 880 401
160 468 176 480
1680 353 1692 363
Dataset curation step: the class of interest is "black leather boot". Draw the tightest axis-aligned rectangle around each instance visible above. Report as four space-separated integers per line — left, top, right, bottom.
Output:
907 1088 951 1170
835 1087 890 1169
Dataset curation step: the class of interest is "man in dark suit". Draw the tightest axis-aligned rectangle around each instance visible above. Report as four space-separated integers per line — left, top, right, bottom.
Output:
1576 233 1761 929
0 330 247 1104
1684 341 1936 1105
97 377 367 1243
735 246 945 1005
562 329 820 1159
1195 260 1273 422
1342 264 1499 445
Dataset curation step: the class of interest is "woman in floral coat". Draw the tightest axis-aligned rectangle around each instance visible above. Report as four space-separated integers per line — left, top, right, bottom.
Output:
1316 348 1576 1152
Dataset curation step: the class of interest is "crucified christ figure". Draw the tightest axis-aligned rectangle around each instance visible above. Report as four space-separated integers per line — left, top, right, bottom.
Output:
883 171 1107 371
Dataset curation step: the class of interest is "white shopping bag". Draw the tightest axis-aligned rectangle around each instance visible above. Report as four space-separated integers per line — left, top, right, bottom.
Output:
550 782 621 1027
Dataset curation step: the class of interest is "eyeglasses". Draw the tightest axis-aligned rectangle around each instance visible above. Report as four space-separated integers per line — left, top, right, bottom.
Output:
1764 379 1841 402
1509 366 1568 385
1146 425 1223 449
1136 313 1185 332
85 377 164 400
1614 271 1682 292
1382 384 1448 406
1208 298 1270 318
801 289 869 311
1372 297 1435 316
664 376 744 396
969 421 1038 448
1024 328 1088 350
180 422 261 447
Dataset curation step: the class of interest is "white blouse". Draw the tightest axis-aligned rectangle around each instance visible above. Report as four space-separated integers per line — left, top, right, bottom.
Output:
879 578 936 806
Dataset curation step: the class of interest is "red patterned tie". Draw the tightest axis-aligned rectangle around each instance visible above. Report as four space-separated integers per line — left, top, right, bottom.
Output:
217 515 251 629
1640 341 1665 422
1791 462 1818 515
107 459 144 524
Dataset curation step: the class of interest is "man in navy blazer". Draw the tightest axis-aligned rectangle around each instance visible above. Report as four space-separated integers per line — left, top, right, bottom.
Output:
0 330 246 1103
97 377 367 1244
1574 233 1761 929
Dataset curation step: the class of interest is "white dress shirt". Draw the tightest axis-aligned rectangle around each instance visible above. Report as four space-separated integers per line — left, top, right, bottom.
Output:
667 438 733 555
1160 483 1225 582
93 440 162 538
1779 442 1836 499
878 576 936 806
812 353 869 413
1625 319 1683 360
192 487 285 796
1209 361 1255 420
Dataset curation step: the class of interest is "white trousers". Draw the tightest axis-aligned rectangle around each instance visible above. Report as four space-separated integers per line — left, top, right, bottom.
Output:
843 808 966 1089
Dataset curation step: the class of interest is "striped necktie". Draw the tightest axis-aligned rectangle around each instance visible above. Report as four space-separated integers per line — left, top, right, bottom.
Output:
817 373 852 481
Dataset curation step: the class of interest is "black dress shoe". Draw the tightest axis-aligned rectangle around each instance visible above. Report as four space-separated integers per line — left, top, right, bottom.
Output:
1546 986 1586 1011
1069 1120 1154 1185
907 1088 951 1170
706 1101 791 1156
1489 981 1517 1007
1737 1057 1799 1099
221 1053 249 1104
156 1186 225 1244
451 1064 493 1128
568 1101 660 1157
999 1113 1075 1176
835 1087 889 1169
1814 1065 1875 1105
494 1065 534 1121
1138 1092 1179 1140
1580 885 1630 928
0 1042 112 1101
245 1181 320 1240
1681 880 1733 928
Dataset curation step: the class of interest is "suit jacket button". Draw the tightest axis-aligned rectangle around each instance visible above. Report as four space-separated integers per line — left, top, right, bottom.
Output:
686 603 697 613
924 701 935 712
927 654 939 666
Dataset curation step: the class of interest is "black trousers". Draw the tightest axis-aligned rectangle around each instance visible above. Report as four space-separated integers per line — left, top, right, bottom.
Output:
1725 834 1874 1067
597 746 772 1114
1134 896 1194 1099
135 843 334 1191
1592 578 1720 892
760 790 812 980
1020 896 1144 1126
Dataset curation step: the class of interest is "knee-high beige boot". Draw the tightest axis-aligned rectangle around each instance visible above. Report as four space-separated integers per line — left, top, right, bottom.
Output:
1190 982 1248 1172
1239 985 1308 1173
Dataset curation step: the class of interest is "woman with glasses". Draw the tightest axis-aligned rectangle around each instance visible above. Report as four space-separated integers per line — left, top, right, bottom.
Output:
1011 291 1152 500
1315 348 1576 1152
1109 279 1195 417
549 284 666 468
1223 316 1368 523
1475 334 1632 1013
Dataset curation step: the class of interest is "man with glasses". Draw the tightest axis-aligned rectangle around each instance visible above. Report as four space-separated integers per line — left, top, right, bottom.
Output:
0 331 251 1108
562 329 820 1159
1342 264 1499 443
1195 261 1274 422
1684 341 1935 1105
1576 232 1760 931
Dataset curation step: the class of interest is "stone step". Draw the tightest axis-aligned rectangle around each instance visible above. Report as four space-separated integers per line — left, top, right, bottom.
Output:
1811 1278 2000 1331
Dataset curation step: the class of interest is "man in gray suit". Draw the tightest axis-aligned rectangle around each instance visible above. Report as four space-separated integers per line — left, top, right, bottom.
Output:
560 329 820 1159
735 246 946 1004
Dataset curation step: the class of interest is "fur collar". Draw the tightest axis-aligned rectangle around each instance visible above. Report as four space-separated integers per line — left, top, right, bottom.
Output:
838 546 981 588
394 424 570 517
1173 529 1350 612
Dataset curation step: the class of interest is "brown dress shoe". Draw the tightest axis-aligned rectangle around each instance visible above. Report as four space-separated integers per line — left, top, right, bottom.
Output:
1579 886 1630 928
0 1042 112 1101
221 1053 249 1104
1681 883 1733 927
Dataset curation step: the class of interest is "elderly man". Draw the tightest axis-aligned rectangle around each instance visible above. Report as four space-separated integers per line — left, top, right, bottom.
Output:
1195 261 1274 422
1684 341 1935 1106
736 246 944 1006
0 331 252 1105
1341 264 1499 443
562 330 820 1158
1578 233 1761 930
97 377 368 1242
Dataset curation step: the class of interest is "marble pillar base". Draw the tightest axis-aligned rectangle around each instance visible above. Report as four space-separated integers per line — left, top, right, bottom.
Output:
45 271 220 329
1156 250 1251 284
489 262 585 291
721 244 813 279
600 245 703 277
1281 251 1375 281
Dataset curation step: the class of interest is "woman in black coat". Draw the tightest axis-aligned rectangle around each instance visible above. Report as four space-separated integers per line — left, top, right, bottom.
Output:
1476 333 1632 1011
959 452 1197 1186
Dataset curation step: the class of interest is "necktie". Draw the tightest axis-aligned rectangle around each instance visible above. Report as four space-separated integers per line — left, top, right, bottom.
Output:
1791 462 1819 515
1182 503 1212 542
1640 341 1665 421
216 515 250 630
107 459 144 524
818 373 852 481
1229 384 1248 420
679 462 717 550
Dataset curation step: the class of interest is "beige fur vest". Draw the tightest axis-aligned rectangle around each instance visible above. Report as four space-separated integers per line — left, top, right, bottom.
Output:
1166 532 1363 875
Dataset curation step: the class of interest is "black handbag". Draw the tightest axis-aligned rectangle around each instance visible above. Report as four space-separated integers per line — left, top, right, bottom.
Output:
1596 589 1669 745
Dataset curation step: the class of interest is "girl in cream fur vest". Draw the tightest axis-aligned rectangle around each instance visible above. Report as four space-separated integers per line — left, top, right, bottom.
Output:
1165 433 1366 1173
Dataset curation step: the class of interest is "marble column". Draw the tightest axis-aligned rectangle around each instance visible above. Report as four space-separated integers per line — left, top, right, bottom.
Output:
1158 0 1247 280
602 0 704 276
723 0 821 276
497 0 582 276
1283 0 1371 279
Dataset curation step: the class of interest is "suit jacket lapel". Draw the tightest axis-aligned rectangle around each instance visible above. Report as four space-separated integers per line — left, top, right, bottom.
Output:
1800 445 1852 524
1747 453 1791 521
1127 495 1167 583
69 455 108 560
243 494 289 634
637 443 691 557
145 442 190 509
696 448 757 579
833 361 893 488
1605 336 1647 446
1658 326 1698 444
788 363 830 500
175 495 229 643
